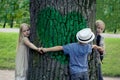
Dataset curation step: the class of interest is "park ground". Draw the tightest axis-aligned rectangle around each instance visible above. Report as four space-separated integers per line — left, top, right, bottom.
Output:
0 28 120 80
0 69 120 80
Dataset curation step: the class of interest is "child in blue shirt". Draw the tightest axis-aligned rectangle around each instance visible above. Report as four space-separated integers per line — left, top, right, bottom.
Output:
40 28 101 80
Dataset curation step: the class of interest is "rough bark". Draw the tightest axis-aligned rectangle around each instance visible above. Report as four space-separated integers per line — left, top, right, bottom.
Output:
28 0 96 80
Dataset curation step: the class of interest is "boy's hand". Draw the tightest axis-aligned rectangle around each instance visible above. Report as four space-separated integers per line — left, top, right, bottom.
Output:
92 45 104 53
38 47 44 54
41 48 47 53
92 45 98 49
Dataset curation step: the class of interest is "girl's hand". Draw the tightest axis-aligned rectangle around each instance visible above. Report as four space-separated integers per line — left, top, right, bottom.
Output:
37 47 44 54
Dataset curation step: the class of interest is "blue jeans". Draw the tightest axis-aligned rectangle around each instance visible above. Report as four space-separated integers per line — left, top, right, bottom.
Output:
71 71 89 80
98 63 103 80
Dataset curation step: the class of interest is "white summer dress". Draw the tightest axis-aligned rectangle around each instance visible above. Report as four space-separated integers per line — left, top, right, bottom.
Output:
15 37 29 80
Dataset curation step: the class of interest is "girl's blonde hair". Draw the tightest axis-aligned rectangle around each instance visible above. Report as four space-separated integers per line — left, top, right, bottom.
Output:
95 20 105 28
17 23 30 47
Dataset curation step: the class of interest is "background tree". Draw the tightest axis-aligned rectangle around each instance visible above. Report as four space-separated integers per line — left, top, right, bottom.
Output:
0 0 119 32
0 0 30 28
96 0 120 33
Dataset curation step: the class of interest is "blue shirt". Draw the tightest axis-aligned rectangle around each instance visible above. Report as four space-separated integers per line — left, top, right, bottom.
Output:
63 43 92 74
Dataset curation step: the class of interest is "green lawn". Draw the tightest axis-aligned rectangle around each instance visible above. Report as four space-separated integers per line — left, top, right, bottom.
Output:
0 32 18 69
0 32 120 77
102 38 120 77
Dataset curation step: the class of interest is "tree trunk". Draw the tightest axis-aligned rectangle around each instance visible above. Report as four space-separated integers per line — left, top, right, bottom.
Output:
28 0 96 80
10 16 14 28
3 20 7 28
3 16 7 28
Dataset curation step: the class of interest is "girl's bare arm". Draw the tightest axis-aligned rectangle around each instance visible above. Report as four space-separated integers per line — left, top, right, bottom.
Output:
23 37 39 51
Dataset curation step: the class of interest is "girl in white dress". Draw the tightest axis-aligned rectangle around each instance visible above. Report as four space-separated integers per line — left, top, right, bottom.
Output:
15 23 40 80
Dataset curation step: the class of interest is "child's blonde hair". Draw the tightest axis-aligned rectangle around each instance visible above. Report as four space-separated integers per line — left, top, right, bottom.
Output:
95 20 105 29
18 23 30 46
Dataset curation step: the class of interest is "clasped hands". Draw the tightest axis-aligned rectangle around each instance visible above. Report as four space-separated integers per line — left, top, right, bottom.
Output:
37 47 46 54
92 45 104 53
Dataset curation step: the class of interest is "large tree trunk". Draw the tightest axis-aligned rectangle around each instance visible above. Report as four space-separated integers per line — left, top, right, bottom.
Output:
28 0 96 80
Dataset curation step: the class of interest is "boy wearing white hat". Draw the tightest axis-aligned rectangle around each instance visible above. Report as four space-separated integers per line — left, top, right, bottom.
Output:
40 28 101 80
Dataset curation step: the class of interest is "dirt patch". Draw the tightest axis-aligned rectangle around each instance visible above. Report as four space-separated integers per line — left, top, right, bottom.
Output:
0 28 19 33
101 33 120 38
0 70 15 80
104 77 120 80
0 70 120 80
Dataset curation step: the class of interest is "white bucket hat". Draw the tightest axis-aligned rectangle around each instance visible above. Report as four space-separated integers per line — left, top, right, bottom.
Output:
76 28 95 43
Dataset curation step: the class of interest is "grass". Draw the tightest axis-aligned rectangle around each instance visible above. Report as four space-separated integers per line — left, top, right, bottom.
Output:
0 32 120 77
0 32 18 69
102 38 120 77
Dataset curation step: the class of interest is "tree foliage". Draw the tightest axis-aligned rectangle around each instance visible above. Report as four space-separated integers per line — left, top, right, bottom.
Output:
0 0 119 33
96 0 120 33
0 0 30 28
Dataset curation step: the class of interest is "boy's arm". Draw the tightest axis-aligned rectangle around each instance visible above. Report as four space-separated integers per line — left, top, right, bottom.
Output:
96 46 104 53
92 45 104 53
42 46 63 53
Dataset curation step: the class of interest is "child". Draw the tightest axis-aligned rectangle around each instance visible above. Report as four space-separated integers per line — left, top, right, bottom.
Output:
15 23 40 80
40 28 100 80
95 20 105 80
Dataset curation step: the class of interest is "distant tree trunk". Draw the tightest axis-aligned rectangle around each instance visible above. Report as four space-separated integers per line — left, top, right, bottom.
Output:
3 20 7 28
3 16 7 28
114 29 117 34
28 0 96 80
10 16 14 28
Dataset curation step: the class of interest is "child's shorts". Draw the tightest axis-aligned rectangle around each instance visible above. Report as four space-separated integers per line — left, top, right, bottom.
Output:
71 71 89 80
